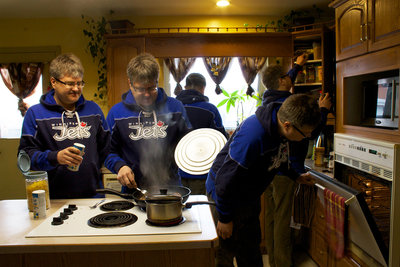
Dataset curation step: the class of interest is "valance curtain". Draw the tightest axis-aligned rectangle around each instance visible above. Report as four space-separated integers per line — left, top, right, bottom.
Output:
0 62 43 117
203 57 231 95
238 57 266 96
164 58 196 96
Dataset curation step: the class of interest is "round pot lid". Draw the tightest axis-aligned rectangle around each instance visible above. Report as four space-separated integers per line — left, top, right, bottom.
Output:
175 128 227 175
17 150 31 173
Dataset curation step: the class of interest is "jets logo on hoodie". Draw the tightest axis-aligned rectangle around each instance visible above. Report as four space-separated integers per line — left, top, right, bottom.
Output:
128 120 168 140
52 121 92 141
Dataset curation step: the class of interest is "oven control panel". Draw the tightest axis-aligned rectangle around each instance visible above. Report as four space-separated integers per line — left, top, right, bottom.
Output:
334 133 398 181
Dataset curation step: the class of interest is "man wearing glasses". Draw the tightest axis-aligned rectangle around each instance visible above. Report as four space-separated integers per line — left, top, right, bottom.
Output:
18 53 110 199
105 53 191 191
262 61 331 267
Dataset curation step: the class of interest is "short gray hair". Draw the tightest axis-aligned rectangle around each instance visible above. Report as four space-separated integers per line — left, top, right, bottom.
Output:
49 53 84 79
127 53 159 84
262 64 285 91
277 94 321 128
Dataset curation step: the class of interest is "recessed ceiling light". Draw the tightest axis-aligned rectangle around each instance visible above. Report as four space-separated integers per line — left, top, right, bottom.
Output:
216 0 230 7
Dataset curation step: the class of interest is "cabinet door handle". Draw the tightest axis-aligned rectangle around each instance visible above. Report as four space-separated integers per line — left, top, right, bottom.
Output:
364 23 369 41
360 24 364 41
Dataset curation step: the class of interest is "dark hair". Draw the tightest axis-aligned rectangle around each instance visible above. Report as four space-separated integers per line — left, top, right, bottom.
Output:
185 73 206 91
277 93 321 128
262 64 285 91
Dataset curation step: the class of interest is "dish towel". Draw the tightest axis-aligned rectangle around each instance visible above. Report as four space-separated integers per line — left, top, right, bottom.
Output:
324 188 347 259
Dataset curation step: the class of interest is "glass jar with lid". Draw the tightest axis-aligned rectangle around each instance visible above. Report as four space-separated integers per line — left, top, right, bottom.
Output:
18 151 51 211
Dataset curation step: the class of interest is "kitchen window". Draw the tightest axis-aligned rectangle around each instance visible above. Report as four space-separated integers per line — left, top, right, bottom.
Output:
169 57 265 129
0 77 42 138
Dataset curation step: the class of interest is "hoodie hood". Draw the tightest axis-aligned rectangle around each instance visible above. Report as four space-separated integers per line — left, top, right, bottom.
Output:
121 87 168 112
176 89 209 104
40 89 86 112
262 90 291 106
255 101 282 139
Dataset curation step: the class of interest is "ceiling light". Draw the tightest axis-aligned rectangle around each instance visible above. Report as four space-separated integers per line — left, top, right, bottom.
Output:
216 0 230 7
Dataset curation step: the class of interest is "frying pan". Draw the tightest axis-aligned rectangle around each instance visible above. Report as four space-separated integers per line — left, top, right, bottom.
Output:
96 185 191 209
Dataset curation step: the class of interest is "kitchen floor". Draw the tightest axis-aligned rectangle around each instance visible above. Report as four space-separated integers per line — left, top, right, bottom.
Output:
233 249 318 267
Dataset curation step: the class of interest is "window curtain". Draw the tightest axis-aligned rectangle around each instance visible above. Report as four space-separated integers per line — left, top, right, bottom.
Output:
203 57 231 95
238 57 266 96
0 63 43 116
164 58 196 96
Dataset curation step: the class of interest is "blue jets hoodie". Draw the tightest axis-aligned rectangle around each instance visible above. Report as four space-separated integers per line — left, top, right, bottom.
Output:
19 89 110 199
105 88 191 189
206 102 301 223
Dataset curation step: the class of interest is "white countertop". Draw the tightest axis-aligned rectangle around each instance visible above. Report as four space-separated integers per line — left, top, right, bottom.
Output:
0 195 218 254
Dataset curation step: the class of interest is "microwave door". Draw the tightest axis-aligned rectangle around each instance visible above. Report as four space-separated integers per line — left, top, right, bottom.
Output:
378 78 399 128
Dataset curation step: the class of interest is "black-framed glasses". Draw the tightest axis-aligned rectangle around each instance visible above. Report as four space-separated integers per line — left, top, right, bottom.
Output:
54 77 85 88
132 84 158 94
292 124 307 138
280 74 289 79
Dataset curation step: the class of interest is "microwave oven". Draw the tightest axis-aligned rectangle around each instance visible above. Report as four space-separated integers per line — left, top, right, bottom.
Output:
362 77 399 129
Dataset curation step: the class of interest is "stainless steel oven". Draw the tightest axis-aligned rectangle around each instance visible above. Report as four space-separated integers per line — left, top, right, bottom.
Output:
333 133 400 267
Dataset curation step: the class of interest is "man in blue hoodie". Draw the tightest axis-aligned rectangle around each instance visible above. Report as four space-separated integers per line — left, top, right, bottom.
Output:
176 73 228 194
262 62 331 267
206 93 321 266
19 53 110 199
105 53 191 190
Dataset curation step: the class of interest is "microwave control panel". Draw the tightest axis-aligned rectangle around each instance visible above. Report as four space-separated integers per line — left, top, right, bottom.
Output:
334 134 398 181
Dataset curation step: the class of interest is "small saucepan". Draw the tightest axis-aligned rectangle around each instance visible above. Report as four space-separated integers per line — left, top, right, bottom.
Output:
145 194 215 224
96 185 191 209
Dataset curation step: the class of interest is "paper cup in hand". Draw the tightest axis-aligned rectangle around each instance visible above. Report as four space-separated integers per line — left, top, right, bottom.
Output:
67 143 85 171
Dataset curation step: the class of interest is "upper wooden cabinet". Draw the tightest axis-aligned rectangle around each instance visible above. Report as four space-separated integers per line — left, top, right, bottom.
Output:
106 36 145 110
330 0 400 61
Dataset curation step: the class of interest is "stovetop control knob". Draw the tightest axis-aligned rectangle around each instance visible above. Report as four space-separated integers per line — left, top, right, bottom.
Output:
60 212 69 220
63 208 73 215
51 217 63 225
68 204 77 210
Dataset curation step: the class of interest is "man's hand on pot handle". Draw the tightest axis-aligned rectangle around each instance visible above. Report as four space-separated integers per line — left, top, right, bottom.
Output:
217 221 233 240
117 165 137 188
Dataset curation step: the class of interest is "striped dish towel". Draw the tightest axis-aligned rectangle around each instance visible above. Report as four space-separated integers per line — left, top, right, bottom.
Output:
324 188 348 259
292 184 317 227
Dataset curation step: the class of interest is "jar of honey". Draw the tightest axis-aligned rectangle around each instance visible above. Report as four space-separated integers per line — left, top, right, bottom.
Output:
18 150 51 211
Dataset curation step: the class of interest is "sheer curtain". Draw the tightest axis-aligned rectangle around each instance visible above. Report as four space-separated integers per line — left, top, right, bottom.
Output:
203 57 231 95
164 58 196 95
0 62 43 116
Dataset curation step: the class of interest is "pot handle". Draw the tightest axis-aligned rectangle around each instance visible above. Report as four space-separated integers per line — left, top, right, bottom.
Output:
96 188 133 199
184 201 216 209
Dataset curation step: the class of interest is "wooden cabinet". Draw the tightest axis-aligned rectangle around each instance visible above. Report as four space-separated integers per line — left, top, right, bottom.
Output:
331 0 400 61
292 27 335 97
307 194 367 267
106 36 145 110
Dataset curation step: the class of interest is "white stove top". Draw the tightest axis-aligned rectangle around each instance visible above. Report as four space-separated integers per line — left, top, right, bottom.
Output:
26 198 202 238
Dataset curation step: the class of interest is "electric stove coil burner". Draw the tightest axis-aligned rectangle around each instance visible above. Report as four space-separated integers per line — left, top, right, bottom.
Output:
88 212 138 228
146 216 186 227
100 201 134 211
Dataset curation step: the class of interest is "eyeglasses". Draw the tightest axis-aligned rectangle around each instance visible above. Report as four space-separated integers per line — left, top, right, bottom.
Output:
132 84 158 94
54 77 85 88
280 74 289 79
292 124 307 138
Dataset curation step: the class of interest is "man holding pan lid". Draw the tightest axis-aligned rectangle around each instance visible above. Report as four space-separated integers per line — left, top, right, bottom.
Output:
105 53 191 192
206 93 321 267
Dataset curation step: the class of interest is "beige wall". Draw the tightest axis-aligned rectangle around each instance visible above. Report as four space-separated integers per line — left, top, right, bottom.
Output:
0 15 272 200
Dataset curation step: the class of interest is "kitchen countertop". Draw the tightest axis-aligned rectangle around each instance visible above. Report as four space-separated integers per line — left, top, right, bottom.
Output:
0 195 218 254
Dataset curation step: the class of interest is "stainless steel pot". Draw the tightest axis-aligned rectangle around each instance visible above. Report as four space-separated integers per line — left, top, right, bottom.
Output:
145 195 215 224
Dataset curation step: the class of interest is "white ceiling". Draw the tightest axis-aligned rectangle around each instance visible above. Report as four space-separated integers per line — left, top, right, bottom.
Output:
0 0 332 18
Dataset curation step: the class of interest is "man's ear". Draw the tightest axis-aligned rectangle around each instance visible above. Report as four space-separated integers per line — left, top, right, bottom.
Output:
283 121 291 129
